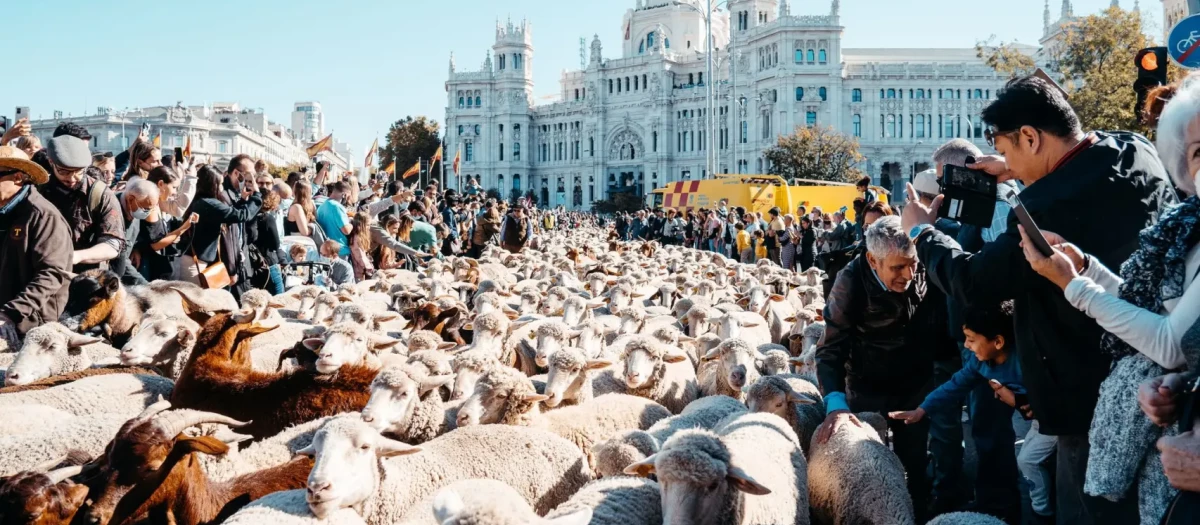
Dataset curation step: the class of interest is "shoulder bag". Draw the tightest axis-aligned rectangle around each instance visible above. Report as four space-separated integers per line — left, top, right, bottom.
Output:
192 226 232 290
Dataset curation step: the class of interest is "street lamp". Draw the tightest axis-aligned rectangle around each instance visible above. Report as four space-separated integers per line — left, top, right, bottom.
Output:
675 0 730 179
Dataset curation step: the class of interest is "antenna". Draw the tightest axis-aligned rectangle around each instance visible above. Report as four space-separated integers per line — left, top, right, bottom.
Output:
580 37 586 69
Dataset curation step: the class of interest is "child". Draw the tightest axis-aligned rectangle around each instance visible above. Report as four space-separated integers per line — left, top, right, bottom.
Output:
319 240 356 287
752 229 766 262
736 222 752 263
888 301 1056 522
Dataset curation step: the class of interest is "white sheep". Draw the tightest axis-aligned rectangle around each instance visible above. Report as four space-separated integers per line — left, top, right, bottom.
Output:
744 374 824 455
459 310 510 362
3 323 110 386
0 411 130 476
223 489 369 524
808 413 913 525
457 366 671 468
304 322 400 374
360 364 456 444
544 475 663 525
0 404 74 437
201 415 333 482
448 348 501 402
0 371 173 417
758 347 791 376
924 512 1009 525
593 395 747 478
697 338 762 402
541 347 615 409
398 479 594 525
625 411 809 525
298 414 592 524
118 313 199 379
598 336 698 414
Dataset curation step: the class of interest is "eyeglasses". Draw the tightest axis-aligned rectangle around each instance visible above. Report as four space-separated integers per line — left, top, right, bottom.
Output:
984 127 1018 149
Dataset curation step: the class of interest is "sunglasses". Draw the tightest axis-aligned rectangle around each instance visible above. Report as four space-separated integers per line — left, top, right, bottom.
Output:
984 127 1018 149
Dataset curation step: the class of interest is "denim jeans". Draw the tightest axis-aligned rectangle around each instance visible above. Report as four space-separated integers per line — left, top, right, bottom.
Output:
1017 420 1057 517
960 345 1019 519
267 264 285 295
927 358 967 508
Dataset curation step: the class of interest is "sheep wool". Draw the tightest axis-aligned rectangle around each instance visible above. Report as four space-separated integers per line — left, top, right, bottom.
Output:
400 478 594 525
223 489 368 525
808 415 913 525
201 416 333 482
545 476 662 525
744 374 824 455
0 372 173 418
0 412 130 476
924 511 1009 525
616 337 698 415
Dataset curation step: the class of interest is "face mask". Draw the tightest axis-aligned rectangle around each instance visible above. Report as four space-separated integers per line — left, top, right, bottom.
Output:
132 207 151 220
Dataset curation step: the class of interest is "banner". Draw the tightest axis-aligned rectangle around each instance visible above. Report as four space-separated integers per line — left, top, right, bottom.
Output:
400 160 420 180
382 161 396 175
152 130 162 149
452 149 461 176
364 138 378 169
306 133 334 158
183 135 191 157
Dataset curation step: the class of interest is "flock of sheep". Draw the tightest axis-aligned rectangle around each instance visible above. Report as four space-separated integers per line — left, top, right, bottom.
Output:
0 226 1007 525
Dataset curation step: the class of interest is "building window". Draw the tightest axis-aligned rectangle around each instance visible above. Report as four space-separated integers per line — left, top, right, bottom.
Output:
499 143 504 161
513 142 520 160
795 87 804 101
761 111 771 139
807 49 815 63
652 131 658 152
819 87 827 101
639 41 645 54
740 121 747 143
852 88 862 102
795 49 803 63
589 137 594 157
457 125 463 135
498 174 504 189
887 89 896 99
915 115 926 138
609 80 613 93
475 95 481 106
499 55 505 70
458 97 464 108
819 49 827 63
574 89 579 100
218 141 228 153
647 31 656 49
886 114 895 138
512 174 521 191
466 97 473 108
634 76 638 90
465 143 474 162
618 78 622 93
975 89 983 99
852 114 861 137
806 111 817 127
643 74 647 89
474 125 480 135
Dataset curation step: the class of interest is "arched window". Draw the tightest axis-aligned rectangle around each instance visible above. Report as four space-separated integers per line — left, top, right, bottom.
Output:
852 89 862 102
795 87 804 101
807 49 815 63
647 31 656 49
474 125 480 135
639 41 645 54
643 74 647 89
512 174 521 191
664 38 670 49
513 142 520 160
818 87 827 101
634 76 639 90
499 143 504 161
588 137 594 156
852 114 862 137
497 174 504 189
819 49 827 63
937 89 942 99
609 79 613 93
806 111 817 127
887 89 896 99
967 90 972 100
466 97 473 108
915 115 926 138
475 95 481 106
795 49 803 63
957 89 962 99
625 77 630 91
457 125 463 135
457 97 464 108
916 89 924 99
898 114 904 138
886 114 896 138
880 89 885 99
975 89 983 99
986 89 990 99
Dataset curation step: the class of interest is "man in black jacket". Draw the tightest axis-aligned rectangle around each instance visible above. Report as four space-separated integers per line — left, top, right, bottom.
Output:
646 208 665 243
814 215 939 517
901 75 1177 524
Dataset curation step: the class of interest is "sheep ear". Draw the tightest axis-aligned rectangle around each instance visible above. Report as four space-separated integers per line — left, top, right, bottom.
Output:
663 352 688 364
432 489 466 523
677 335 696 343
370 335 403 351
783 315 797 323
376 438 423 458
518 393 549 403
740 319 762 328
374 312 401 323
302 338 325 351
176 326 197 349
701 348 721 362
787 390 817 405
787 356 806 366
547 509 594 525
437 342 457 351
769 294 786 302
623 455 658 477
175 435 230 457
419 374 455 395
585 359 613 370
726 465 771 495
293 444 316 458
65 332 102 350
267 298 289 309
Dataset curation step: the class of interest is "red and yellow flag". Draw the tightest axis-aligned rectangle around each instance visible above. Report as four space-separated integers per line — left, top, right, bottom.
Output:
306 133 334 158
183 135 191 157
364 138 378 169
152 130 162 149
400 161 420 180
429 145 443 166
382 161 396 175
452 149 461 176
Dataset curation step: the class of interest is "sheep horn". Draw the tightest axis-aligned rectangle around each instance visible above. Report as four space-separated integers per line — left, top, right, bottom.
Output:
30 454 69 473
45 465 83 484
154 409 250 438
131 396 173 426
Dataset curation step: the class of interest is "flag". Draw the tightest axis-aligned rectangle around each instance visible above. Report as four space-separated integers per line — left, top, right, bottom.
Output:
364 138 378 169
430 145 443 165
400 160 420 180
306 133 334 157
152 130 161 149
382 161 396 175
183 135 191 158
452 149 461 176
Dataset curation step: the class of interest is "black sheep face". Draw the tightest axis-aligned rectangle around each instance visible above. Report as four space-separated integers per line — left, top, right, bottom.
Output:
60 270 121 333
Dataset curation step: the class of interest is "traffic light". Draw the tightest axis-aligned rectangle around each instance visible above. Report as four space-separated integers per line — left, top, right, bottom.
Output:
1134 47 1169 125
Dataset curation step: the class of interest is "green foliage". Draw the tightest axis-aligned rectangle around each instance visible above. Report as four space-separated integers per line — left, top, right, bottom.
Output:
763 126 865 183
975 36 1036 78
380 116 442 175
591 191 645 214
266 162 304 180
485 188 503 202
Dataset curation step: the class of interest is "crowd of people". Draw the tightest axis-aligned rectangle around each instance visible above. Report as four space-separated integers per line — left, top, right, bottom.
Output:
0 121 592 338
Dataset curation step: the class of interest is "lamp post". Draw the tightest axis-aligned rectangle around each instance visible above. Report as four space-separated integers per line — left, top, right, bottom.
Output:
676 0 729 179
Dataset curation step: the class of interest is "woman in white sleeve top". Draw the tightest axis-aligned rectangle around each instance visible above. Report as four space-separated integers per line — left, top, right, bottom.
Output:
1018 73 1200 523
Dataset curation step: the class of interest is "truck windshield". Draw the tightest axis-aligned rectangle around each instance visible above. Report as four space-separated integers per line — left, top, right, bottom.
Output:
652 192 664 208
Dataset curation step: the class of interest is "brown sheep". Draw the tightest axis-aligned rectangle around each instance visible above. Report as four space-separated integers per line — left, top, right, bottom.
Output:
169 313 377 440
0 454 90 525
106 434 312 525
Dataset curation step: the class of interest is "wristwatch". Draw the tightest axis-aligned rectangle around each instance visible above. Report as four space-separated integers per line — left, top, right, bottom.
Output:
908 224 933 240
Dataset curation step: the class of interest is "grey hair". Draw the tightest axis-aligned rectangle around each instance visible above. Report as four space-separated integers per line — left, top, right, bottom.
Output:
1155 72 1200 196
864 216 914 259
932 138 983 168
124 178 160 200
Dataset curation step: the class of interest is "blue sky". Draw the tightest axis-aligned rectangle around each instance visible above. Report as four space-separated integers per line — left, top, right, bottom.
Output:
3 0 1159 166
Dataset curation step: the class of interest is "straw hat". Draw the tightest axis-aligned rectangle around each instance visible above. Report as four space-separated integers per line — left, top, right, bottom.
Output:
0 146 49 185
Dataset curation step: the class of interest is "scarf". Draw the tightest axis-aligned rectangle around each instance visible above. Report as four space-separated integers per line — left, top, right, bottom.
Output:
1085 196 1199 523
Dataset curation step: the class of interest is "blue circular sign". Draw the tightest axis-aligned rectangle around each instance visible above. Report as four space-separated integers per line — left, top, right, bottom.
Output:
1169 14 1200 69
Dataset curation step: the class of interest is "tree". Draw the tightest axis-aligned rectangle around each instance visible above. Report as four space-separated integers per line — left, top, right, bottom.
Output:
978 7 1151 132
975 36 1036 78
267 162 305 180
763 126 865 183
485 188 503 202
592 192 645 215
380 116 442 177
509 188 523 204
525 189 539 207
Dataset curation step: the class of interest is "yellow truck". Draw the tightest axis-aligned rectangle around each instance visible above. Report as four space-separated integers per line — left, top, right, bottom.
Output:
649 174 889 221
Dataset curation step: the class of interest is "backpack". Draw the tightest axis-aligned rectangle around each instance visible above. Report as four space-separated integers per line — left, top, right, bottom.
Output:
309 218 329 248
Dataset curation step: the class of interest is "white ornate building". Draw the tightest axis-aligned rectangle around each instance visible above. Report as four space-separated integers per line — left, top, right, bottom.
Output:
445 0 1031 209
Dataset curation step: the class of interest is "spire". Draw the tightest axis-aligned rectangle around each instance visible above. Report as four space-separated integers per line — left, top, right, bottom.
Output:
780 0 790 16
1043 0 1051 34
831 0 840 17
1110 0 1118 8
1061 0 1070 18
449 52 456 73
1134 0 1140 12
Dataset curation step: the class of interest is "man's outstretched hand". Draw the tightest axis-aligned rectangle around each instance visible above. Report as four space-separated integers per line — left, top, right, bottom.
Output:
900 183 943 232
813 410 854 445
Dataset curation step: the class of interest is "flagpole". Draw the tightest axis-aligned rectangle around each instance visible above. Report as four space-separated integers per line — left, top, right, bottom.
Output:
441 138 447 190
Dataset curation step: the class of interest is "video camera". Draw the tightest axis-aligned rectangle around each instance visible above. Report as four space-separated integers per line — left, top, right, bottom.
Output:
937 160 996 228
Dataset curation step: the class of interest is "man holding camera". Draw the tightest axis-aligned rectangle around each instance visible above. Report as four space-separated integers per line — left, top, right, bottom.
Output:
901 75 1177 524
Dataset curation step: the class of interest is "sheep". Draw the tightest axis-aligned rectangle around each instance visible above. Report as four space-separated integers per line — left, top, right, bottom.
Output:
59 270 237 345
697 338 762 402
757 347 791 376
544 476 662 525
624 411 809 525
924 511 1009 525
457 366 671 467
593 396 748 478
234 288 283 323
102 431 313 525
304 322 400 374
3 323 109 386
511 319 572 375
541 347 615 409
808 413 913 525
744 374 824 455
117 313 199 380
78 403 288 525
709 310 773 349
360 364 456 445
170 313 376 440
0 456 91 525
0 411 130 477
0 371 172 418
298 415 592 524
0 404 74 437
459 310 510 363
601 336 698 414
246 320 325 372
448 348 501 402
398 479 594 525
223 490 368 524
201 416 332 483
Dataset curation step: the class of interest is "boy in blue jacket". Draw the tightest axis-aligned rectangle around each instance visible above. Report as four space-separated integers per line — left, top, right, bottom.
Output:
889 301 1057 523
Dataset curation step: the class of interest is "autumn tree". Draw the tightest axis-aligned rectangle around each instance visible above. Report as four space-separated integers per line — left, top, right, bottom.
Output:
975 36 1036 78
591 191 645 215
267 162 305 180
380 116 442 176
763 126 865 183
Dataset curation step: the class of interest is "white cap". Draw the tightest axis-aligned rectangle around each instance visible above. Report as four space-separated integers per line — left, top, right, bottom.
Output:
912 169 940 196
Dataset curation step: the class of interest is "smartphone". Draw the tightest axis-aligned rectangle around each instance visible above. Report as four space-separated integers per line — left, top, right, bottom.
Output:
14 107 28 121
141 122 151 137
174 147 185 164
1008 190 1054 257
